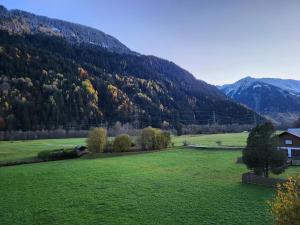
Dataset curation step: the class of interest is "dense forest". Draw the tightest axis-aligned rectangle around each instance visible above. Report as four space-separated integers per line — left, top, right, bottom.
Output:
0 31 260 131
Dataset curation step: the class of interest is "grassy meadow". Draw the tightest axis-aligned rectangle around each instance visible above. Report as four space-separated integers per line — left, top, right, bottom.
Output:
0 132 299 225
0 132 248 162
0 138 86 162
0 148 274 225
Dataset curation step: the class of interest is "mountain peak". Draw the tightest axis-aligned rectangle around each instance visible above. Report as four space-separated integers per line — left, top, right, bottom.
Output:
0 5 134 55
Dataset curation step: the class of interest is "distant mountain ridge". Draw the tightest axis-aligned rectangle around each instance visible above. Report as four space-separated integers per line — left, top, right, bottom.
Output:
219 77 300 125
221 76 300 97
0 5 133 55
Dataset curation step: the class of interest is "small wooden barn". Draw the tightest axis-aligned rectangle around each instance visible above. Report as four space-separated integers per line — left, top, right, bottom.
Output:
278 128 300 158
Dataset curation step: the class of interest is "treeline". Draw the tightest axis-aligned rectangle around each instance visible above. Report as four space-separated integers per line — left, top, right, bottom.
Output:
0 122 257 141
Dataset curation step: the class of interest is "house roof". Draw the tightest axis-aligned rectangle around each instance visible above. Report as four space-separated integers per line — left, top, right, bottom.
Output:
279 128 300 138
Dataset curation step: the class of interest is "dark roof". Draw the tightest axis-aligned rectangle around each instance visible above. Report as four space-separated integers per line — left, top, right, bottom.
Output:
279 128 300 138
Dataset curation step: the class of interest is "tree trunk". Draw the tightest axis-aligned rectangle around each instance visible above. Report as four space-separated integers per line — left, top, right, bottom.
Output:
265 162 269 178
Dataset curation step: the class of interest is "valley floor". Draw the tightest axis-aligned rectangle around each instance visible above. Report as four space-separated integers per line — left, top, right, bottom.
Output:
0 133 299 225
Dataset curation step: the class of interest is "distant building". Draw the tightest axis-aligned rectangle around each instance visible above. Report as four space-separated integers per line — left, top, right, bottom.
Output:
278 128 300 158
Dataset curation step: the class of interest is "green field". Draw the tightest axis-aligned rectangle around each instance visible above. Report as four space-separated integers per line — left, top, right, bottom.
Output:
0 133 248 163
0 148 274 225
0 133 299 225
174 132 249 147
0 138 86 162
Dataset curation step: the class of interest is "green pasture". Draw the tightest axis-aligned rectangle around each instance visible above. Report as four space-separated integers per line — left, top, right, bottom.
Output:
0 148 278 225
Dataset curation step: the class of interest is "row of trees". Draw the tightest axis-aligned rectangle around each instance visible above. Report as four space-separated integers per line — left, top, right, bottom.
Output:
86 127 172 153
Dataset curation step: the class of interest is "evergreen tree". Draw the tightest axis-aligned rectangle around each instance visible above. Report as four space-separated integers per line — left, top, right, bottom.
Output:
242 122 287 177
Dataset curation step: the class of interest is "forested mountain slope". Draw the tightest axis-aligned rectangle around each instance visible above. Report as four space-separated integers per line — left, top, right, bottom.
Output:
0 6 260 131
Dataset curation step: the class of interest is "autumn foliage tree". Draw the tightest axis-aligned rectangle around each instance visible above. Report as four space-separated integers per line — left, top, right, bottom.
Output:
139 127 171 150
86 127 107 153
269 175 300 225
113 134 131 152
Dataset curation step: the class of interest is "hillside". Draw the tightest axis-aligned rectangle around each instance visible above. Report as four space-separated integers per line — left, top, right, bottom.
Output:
0 6 259 131
219 77 300 125
0 5 132 55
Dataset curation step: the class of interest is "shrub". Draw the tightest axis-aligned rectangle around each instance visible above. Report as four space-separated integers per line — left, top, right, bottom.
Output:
86 127 107 153
113 134 131 152
37 149 78 161
156 131 171 149
268 175 300 225
139 127 156 150
216 141 222 146
139 127 171 150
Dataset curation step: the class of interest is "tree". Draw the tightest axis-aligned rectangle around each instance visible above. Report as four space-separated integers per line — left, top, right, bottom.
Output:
113 134 131 152
86 127 107 153
268 175 300 225
139 127 171 150
242 122 287 177
139 127 156 150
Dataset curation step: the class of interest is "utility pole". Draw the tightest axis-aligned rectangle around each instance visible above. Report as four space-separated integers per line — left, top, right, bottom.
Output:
134 106 139 129
253 112 257 126
213 111 216 125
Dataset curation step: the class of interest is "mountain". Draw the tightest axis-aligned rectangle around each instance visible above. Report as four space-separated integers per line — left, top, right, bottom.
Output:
0 5 133 55
0 5 260 131
219 77 300 125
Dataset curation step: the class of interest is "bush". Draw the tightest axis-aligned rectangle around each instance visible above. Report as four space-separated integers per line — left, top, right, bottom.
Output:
268 175 300 225
113 134 132 152
139 127 171 151
86 127 107 153
37 149 78 161
157 131 171 149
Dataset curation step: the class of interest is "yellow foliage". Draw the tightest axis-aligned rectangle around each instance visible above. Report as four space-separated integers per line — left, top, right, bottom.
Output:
107 84 118 98
82 79 96 95
4 102 9 110
137 92 152 102
86 127 107 153
268 175 300 225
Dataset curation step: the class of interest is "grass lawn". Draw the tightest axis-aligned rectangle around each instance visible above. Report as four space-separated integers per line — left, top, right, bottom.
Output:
0 138 86 162
0 148 279 225
173 132 249 147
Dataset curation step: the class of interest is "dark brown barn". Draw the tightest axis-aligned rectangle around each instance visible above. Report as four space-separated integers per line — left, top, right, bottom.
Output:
278 129 300 158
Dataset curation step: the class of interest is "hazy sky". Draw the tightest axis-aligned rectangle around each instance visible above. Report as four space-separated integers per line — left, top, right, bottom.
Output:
1 0 300 85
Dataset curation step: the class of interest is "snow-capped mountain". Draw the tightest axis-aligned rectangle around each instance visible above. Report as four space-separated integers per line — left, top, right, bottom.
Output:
221 76 300 97
219 77 300 125
259 78 300 94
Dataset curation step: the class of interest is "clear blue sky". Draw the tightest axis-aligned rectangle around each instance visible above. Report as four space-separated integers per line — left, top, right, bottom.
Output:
1 0 300 85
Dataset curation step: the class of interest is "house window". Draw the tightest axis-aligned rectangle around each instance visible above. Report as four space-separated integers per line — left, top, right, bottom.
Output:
285 139 293 145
